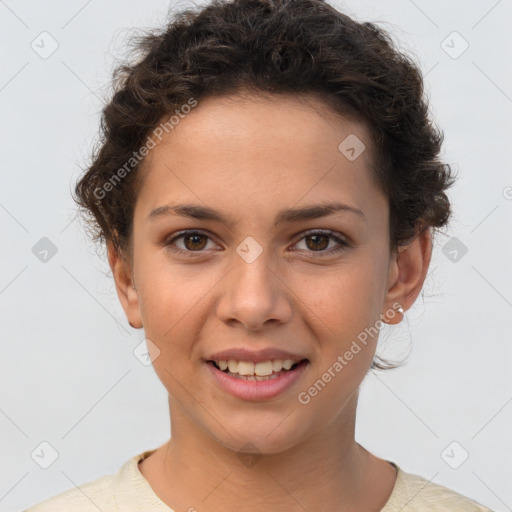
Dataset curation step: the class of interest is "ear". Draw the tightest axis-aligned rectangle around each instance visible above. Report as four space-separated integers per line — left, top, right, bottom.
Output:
107 240 143 329
381 226 433 325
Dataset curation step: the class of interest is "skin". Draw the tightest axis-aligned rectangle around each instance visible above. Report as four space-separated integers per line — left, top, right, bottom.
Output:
108 92 432 512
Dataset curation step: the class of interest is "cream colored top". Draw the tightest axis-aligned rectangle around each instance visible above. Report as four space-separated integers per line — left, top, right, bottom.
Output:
24 449 494 511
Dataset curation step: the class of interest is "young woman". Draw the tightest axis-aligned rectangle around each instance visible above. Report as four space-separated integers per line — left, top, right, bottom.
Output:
25 0 494 510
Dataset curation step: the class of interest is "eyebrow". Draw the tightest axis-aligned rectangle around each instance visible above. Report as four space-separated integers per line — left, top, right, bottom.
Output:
148 201 367 227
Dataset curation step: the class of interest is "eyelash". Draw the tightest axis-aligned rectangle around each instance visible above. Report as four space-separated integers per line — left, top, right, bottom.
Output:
164 229 349 257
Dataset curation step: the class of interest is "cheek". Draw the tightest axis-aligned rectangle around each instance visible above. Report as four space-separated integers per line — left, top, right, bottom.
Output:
136 251 212 328
295 269 379 423
134 262 200 351
301 260 383 341
136 266 206 397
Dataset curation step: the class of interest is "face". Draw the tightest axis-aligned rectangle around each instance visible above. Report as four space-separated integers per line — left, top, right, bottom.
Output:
114 93 402 454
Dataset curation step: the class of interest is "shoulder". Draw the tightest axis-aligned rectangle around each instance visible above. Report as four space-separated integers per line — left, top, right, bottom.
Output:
382 464 494 511
23 472 116 512
23 449 159 512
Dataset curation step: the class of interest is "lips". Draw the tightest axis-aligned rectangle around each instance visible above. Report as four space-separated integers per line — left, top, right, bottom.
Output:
204 347 310 400
206 358 309 400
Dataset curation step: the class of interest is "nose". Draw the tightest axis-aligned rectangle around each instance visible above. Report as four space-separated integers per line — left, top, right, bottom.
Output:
215 254 293 331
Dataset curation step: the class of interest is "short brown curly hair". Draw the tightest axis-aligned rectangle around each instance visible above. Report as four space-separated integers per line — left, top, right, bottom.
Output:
73 0 457 369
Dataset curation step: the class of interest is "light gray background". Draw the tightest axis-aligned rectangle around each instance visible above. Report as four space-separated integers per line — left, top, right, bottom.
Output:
1 1 511 511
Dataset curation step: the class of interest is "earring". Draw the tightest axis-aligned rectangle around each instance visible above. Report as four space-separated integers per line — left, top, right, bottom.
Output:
380 303 405 324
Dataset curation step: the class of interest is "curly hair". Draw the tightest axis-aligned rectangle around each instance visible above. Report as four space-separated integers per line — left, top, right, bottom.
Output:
73 0 457 370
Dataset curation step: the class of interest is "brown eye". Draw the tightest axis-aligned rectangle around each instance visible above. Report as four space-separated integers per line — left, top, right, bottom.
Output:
182 233 208 251
304 233 330 251
165 230 216 254
294 230 348 256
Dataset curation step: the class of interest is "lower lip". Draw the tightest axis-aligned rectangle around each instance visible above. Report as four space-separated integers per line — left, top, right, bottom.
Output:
206 361 309 401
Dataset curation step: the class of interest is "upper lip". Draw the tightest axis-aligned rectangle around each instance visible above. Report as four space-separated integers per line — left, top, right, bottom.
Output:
207 347 308 363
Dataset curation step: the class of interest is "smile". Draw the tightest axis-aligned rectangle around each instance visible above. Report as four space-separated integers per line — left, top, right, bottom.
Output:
211 358 302 376
206 359 309 400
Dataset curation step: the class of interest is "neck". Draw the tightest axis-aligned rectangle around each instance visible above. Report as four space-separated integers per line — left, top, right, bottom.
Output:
139 393 396 512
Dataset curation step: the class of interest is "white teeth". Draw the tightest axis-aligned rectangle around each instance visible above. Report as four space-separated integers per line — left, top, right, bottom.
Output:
254 361 273 376
237 361 255 375
272 360 284 371
214 358 300 376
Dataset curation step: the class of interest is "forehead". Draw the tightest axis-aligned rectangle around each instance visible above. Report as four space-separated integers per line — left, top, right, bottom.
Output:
134 93 386 229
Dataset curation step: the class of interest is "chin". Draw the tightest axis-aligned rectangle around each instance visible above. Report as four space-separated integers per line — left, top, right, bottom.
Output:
210 418 312 456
